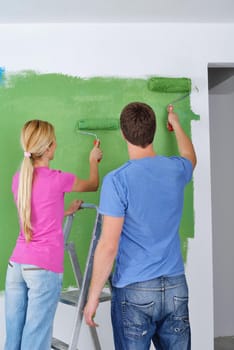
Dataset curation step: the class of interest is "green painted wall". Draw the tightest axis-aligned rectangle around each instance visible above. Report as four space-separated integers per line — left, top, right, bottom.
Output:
0 71 199 290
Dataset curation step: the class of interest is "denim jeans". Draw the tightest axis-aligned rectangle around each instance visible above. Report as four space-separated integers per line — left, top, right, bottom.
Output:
111 274 191 350
4 261 63 350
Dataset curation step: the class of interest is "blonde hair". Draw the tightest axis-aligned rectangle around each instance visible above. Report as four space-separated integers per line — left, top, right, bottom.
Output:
17 120 55 242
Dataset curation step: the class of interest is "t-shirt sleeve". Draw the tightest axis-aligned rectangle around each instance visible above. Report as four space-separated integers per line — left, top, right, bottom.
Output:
99 173 126 217
58 171 76 193
170 156 193 184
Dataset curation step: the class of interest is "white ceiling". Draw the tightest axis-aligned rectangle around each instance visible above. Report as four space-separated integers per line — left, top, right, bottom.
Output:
0 0 234 23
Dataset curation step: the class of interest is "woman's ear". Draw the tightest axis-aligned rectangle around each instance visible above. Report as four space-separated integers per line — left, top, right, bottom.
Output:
43 146 52 160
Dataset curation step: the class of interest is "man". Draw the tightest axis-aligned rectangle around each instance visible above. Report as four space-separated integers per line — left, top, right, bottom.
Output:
84 102 196 350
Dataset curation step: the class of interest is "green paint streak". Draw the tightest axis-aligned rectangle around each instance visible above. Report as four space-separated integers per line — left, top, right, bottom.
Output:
0 72 199 290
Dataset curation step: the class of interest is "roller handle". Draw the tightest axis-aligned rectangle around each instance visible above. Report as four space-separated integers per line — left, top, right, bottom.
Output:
167 122 174 132
94 139 101 162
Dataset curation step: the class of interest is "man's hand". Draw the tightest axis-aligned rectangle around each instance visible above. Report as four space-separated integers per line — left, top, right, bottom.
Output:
83 297 99 327
167 104 180 131
167 104 197 169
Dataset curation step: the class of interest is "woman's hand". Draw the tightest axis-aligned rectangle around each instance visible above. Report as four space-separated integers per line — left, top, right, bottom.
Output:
64 199 83 216
89 140 103 163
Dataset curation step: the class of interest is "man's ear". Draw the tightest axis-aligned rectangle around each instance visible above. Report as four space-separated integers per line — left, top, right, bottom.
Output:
120 129 126 140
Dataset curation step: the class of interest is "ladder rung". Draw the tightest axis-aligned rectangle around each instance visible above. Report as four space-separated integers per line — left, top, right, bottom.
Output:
51 337 70 350
99 290 111 302
60 289 111 307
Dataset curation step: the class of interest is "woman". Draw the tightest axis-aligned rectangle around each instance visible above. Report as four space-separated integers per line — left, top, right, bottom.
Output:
4 120 102 350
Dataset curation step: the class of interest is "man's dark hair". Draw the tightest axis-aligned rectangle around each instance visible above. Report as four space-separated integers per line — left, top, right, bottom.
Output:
120 102 156 148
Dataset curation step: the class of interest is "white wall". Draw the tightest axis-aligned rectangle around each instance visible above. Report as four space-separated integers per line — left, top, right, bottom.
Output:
209 71 234 337
1 22 234 349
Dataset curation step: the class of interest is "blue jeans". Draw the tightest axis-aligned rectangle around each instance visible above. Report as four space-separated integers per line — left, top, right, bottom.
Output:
111 274 191 350
4 261 63 350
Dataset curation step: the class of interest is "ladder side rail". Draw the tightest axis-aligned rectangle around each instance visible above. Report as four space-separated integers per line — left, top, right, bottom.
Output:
88 327 102 350
68 209 102 350
54 204 104 350
63 214 83 287
63 214 75 243
65 203 99 288
66 242 83 288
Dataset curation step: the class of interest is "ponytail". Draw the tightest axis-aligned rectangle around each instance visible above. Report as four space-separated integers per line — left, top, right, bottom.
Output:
17 156 33 242
17 120 55 242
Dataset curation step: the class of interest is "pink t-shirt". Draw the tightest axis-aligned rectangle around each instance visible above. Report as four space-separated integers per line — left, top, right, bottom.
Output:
10 167 76 273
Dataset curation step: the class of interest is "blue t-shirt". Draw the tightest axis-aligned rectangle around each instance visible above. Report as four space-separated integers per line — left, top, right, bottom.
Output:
99 155 193 288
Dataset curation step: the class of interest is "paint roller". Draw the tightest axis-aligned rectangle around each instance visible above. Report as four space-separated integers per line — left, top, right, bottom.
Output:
147 77 198 131
77 118 119 132
76 118 119 161
76 118 119 143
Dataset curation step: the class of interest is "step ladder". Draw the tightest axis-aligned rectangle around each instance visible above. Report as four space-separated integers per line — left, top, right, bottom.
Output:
52 203 111 350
